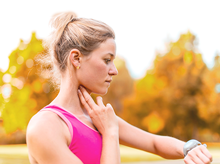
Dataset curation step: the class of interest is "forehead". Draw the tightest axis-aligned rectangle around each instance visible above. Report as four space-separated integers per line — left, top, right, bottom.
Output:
90 38 116 57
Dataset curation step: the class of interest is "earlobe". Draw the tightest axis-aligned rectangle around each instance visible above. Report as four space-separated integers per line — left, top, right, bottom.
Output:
69 49 82 69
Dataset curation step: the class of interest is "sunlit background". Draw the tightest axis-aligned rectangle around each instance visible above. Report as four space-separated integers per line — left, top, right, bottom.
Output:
0 0 220 163
1 0 220 78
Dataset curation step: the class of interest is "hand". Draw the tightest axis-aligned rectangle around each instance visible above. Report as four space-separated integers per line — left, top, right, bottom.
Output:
184 145 212 164
78 86 119 137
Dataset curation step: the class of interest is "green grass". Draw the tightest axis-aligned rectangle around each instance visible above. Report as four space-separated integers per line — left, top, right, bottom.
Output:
0 144 219 164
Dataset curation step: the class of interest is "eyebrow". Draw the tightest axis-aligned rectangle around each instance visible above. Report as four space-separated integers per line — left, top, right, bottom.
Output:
108 53 115 57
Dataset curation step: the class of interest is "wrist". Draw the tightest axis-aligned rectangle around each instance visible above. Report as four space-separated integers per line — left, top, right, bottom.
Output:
102 131 119 139
183 139 207 157
102 127 119 137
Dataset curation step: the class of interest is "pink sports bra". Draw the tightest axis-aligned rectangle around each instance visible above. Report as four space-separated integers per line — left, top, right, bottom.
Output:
40 105 102 164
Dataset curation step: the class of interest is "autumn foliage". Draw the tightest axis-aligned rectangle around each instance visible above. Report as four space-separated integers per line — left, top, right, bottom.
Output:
0 31 220 144
0 33 58 143
122 32 220 141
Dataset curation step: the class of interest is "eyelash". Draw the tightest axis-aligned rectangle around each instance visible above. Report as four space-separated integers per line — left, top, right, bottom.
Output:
104 59 111 64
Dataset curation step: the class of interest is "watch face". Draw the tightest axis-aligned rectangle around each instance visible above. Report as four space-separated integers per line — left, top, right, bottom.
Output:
183 139 202 156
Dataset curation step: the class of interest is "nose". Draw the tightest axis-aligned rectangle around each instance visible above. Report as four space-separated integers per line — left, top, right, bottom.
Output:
109 63 118 76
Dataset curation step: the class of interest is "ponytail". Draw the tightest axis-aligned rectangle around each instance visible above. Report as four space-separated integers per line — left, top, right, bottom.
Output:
46 12 77 50
38 11 115 89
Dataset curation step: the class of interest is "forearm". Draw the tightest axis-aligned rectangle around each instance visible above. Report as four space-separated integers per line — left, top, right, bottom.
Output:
153 135 185 159
101 134 120 164
118 117 185 159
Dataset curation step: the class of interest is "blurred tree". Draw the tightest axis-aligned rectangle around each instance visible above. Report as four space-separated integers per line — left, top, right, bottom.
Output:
1 31 219 143
102 56 134 114
0 70 3 85
1 33 58 135
196 53 220 140
1 32 133 138
0 70 5 118
122 32 210 140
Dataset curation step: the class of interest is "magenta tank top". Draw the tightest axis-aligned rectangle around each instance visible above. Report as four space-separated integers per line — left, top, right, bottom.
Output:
40 105 102 164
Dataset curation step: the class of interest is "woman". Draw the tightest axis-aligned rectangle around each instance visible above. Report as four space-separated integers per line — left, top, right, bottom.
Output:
27 12 212 164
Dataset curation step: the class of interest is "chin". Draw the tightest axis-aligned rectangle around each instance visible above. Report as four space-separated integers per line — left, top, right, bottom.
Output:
92 89 108 96
82 85 108 96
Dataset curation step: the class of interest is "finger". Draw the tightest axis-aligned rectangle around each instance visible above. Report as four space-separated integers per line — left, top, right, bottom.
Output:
78 89 92 113
184 157 196 164
106 103 114 111
189 156 203 164
187 150 204 164
196 151 211 164
106 103 112 108
79 86 97 109
96 96 105 107
200 145 213 162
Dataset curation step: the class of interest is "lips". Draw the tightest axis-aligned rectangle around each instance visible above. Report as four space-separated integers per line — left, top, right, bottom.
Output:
105 79 112 83
105 80 112 86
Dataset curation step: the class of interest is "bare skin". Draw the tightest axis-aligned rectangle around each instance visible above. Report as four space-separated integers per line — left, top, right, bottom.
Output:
79 87 213 164
27 38 120 164
27 38 212 164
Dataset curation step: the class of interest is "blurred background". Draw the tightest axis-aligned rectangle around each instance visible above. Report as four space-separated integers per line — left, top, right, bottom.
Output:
0 0 220 163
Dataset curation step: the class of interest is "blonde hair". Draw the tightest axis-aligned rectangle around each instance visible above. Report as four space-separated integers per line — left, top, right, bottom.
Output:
37 11 115 88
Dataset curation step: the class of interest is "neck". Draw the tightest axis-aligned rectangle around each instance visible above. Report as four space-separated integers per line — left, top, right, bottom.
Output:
50 72 86 116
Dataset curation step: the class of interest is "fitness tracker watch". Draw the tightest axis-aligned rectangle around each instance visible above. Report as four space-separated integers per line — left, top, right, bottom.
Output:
183 139 207 157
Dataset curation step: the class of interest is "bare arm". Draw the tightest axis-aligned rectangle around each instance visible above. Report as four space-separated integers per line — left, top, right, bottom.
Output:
117 116 184 159
27 109 120 164
27 112 83 164
118 117 212 164
101 133 120 164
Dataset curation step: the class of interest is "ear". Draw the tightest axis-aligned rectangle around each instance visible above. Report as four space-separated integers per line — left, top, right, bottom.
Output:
69 49 82 69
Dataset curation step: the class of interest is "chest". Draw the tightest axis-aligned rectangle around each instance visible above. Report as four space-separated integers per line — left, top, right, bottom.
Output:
68 116 102 164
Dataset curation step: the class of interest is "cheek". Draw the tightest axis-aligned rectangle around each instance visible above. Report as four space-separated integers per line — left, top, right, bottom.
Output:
95 63 107 76
80 62 109 94
88 62 107 78
80 61 107 84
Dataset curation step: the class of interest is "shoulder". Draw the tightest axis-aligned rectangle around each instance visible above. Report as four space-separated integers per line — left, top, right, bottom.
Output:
26 110 83 164
27 110 62 135
27 110 68 148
